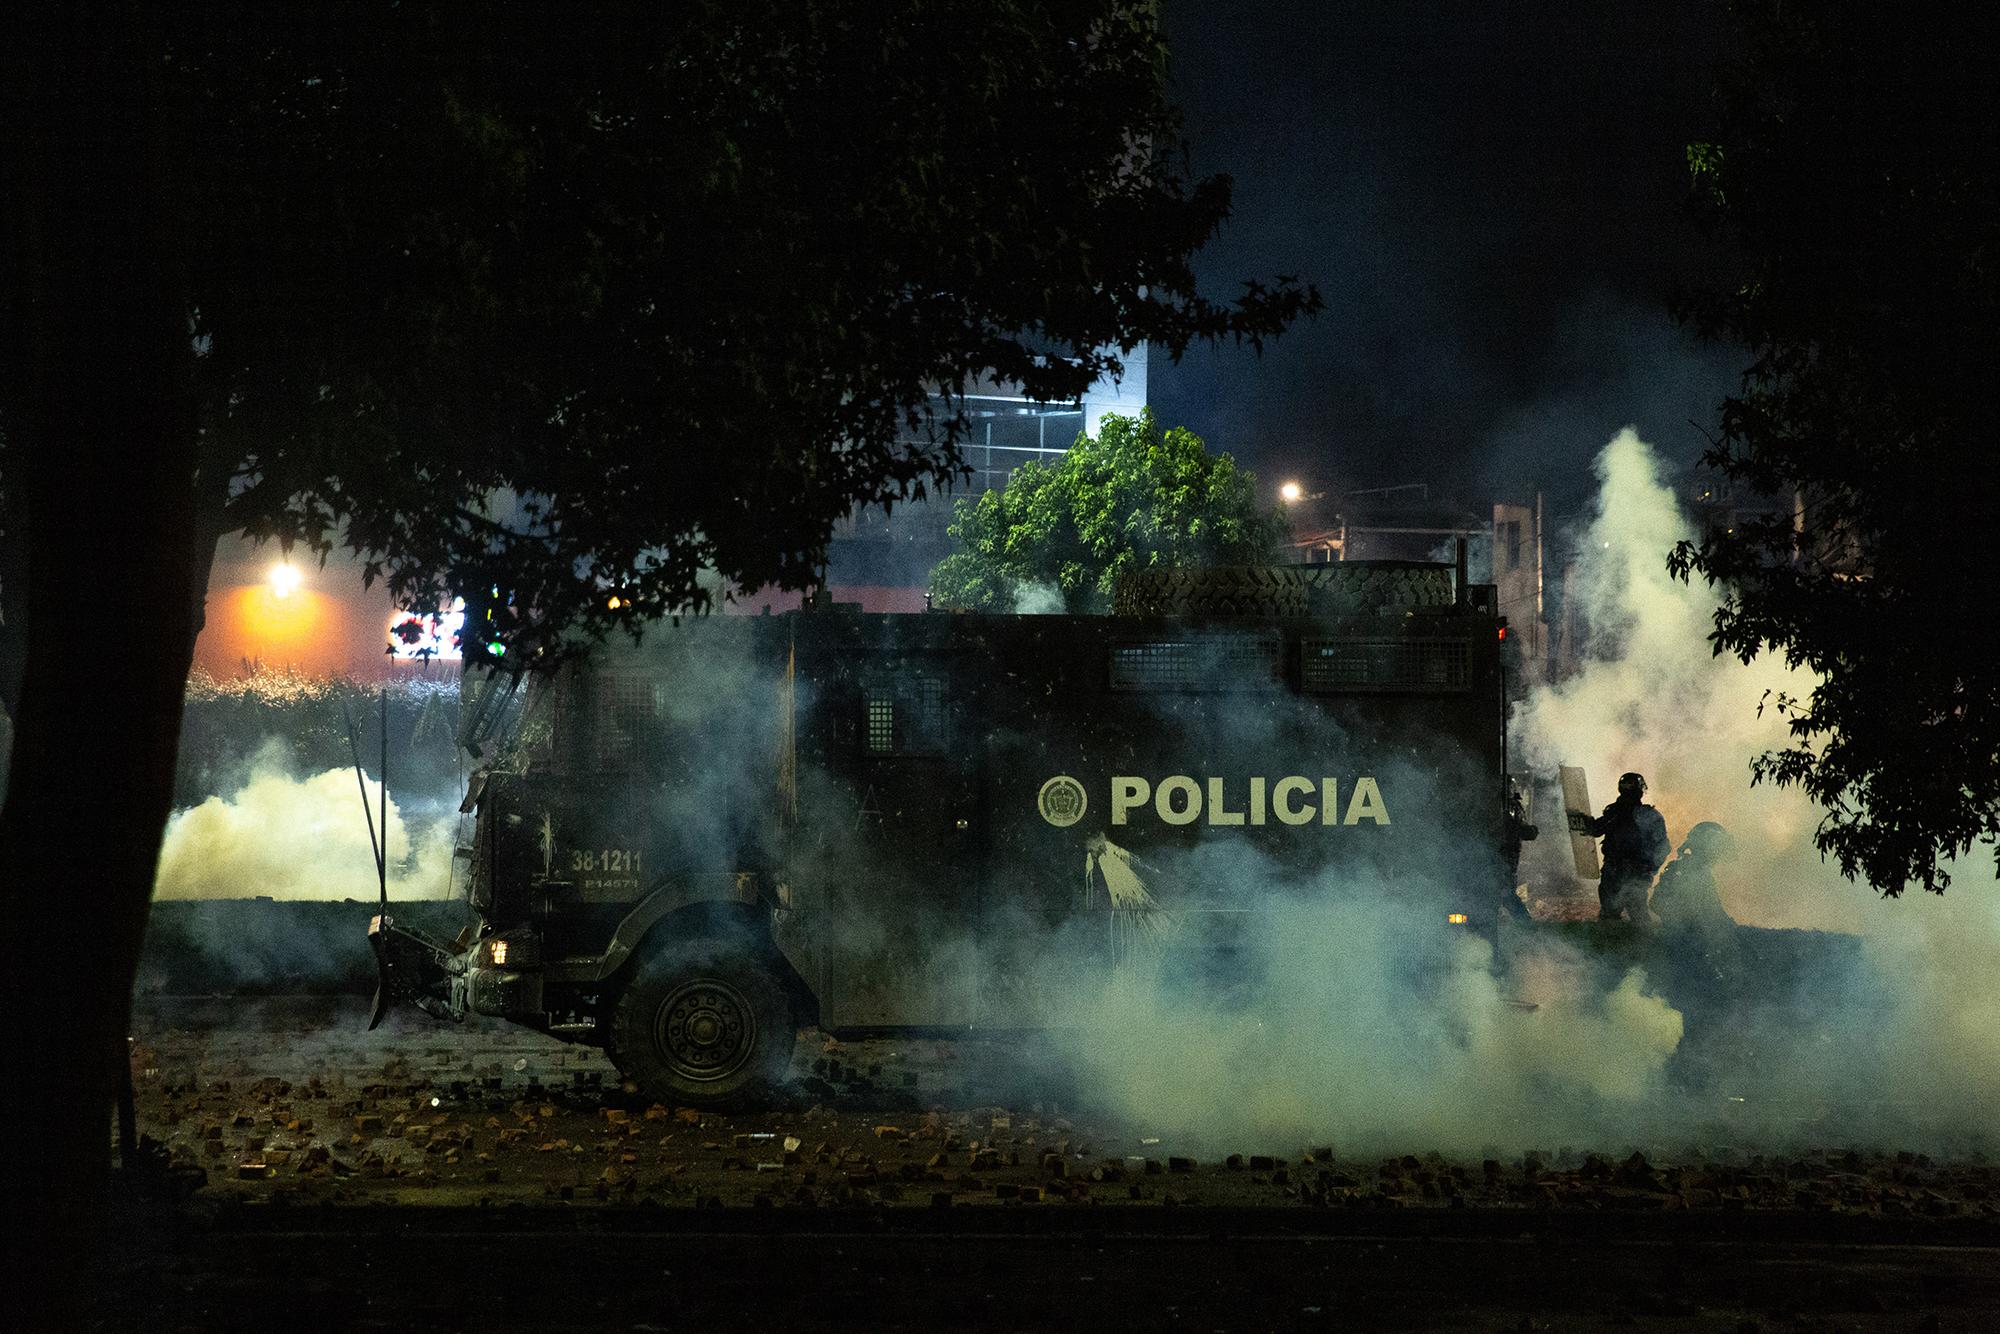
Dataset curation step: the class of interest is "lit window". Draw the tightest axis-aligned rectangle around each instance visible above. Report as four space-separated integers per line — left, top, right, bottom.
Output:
865 692 896 754
387 600 466 662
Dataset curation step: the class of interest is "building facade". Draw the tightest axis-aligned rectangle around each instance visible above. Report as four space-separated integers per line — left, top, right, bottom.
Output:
741 349 1149 614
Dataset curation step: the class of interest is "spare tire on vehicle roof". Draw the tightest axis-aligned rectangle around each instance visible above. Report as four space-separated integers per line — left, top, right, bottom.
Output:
1113 561 1456 617
1111 565 1314 617
1299 560 1457 615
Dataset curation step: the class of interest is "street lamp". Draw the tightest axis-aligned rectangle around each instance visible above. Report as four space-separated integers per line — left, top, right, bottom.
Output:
268 562 303 599
1280 481 1303 504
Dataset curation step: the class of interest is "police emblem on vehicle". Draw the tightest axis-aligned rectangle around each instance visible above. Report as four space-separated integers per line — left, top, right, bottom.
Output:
1037 775 1088 827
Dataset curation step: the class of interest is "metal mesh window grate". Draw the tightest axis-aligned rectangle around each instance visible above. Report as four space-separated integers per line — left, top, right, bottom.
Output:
863 675 946 755
600 674 656 766
556 672 659 770
865 692 897 754
1302 638 1470 692
1109 638 1282 691
909 676 945 750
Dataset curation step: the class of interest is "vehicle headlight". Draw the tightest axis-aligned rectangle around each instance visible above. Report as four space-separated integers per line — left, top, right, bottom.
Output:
480 934 538 968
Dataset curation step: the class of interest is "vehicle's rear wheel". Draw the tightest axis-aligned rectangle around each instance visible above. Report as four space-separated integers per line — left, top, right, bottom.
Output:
608 940 794 1107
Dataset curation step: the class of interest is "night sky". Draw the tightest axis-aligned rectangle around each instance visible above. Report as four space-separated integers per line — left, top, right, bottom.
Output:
1151 0 1745 518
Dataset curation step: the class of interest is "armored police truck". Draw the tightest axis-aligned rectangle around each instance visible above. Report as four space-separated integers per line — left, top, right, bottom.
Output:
371 559 1511 1105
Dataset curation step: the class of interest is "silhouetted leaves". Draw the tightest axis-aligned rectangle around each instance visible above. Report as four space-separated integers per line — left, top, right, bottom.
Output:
1673 2 2000 894
160 1 1318 670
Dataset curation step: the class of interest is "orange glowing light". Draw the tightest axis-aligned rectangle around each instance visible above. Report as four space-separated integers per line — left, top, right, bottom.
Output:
1446 912 1469 925
268 562 303 598
200 583 329 671
248 585 321 638
193 574 378 678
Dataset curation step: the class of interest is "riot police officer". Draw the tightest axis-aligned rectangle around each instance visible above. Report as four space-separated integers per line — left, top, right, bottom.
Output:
1502 782 1538 920
1574 771 1670 922
1652 821 1737 937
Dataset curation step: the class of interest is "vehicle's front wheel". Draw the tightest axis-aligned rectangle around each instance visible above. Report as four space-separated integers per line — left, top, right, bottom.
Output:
608 940 795 1107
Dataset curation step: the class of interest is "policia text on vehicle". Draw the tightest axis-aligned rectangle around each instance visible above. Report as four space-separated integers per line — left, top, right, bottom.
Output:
1106 775 1392 826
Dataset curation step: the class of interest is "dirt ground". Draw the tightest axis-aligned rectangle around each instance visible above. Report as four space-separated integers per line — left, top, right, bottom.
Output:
94 996 2000 1331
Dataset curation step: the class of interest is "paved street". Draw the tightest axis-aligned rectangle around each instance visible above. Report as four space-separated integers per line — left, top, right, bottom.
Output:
91 996 2000 1329
94 1205 2000 1333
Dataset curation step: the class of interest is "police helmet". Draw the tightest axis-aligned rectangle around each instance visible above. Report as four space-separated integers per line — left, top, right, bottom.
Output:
1683 821 1732 857
1617 771 1646 798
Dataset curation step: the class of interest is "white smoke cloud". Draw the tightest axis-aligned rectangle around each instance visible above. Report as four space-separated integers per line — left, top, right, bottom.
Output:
1011 581 1066 615
1514 427 1858 931
154 761 455 901
1508 428 2000 1150
1037 429 2000 1155
1052 895 1685 1156
1864 894 2000 1138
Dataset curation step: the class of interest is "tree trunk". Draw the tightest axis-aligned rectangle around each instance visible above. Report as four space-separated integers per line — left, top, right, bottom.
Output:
2 4 201 1325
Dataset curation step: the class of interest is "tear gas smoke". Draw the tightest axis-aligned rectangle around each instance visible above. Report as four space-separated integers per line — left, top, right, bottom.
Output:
1011 581 1066 615
1045 871 1685 1157
975 711 1695 1157
153 753 456 901
1514 428 1852 932
1506 429 2000 1151
1027 429 1999 1156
